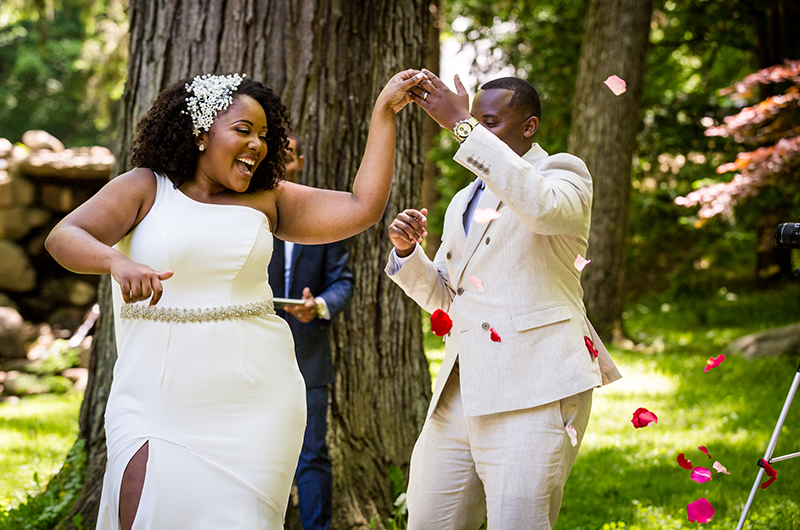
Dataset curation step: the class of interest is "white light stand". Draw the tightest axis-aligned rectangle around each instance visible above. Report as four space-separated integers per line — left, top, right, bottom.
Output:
735 360 800 530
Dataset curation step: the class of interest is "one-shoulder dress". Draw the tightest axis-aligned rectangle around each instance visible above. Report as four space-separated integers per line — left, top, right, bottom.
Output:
96 173 306 529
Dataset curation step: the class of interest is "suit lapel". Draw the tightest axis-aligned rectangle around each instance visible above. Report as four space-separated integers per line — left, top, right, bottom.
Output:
453 188 503 285
289 243 304 296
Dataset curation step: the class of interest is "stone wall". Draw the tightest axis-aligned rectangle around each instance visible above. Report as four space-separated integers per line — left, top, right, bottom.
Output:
0 131 112 399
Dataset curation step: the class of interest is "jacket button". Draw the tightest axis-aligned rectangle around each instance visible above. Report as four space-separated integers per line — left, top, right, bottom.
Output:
467 156 474 163
481 322 490 330
477 163 485 170
457 287 465 295
485 237 491 245
483 168 490 175
446 251 452 260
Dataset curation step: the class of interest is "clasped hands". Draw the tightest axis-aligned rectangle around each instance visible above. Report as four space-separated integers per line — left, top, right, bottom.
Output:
389 68 473 257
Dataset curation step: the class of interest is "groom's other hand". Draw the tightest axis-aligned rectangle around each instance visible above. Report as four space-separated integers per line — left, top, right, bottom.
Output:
408 69 470 131
389 208 428 258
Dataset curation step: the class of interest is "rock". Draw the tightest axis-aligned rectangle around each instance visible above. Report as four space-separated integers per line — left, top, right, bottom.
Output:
1 358 34 372
41 278 97 307
725 322 800 359
0 138 12 158
0 206 50 240
0 395 21 405
69 280 97 306
48 307 86 334
0 293 17 310
0 306 27 360
0 371 5 383
0 240 36 292
21 130 65 152
40 184 94 213
21 146 114 180
61 367 88 392
0 171 35 208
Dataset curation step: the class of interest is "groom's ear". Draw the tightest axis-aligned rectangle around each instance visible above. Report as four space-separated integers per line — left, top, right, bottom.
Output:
523 116 539 139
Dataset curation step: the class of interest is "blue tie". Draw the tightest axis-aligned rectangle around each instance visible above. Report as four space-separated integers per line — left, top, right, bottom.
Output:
463 179 485 235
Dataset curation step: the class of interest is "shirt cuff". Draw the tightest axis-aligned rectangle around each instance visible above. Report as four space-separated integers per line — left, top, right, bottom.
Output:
315 296 331 320
386 245 420 276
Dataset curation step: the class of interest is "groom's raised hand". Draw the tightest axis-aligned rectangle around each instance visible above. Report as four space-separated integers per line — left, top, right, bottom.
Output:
389 208 428 258
407 69 470 131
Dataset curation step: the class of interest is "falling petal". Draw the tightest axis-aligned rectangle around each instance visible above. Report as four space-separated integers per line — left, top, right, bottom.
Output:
687 498 715 523
677 453 692 470
473 208 502 224
469 276 485 293
604 75 627 96
584 336 599 358
574 254 592 271
490 327 502 343
691 467 713 484
699 446 711 459
566 424 578 447
430 309 453 337
760 459 778 489
713 461 730 474
631 407 658 428
704 354 725 373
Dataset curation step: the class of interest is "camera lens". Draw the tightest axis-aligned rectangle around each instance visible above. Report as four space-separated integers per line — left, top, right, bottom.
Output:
775 223 800 249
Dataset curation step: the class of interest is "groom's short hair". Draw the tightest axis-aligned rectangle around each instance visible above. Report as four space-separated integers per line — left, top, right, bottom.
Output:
480 77 541 121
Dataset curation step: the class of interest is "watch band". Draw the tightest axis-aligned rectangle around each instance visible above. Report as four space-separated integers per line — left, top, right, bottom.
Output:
453 117 479 144
315 298 326 318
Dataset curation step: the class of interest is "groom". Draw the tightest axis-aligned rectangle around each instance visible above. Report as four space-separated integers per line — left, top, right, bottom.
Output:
385 72 621 529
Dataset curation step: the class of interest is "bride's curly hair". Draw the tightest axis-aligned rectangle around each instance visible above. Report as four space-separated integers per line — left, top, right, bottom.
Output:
130 76 291 191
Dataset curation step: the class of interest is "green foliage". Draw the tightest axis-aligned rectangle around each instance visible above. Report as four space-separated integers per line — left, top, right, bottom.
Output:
0 438 86 530
0 393 82 511
0 0 128 146
26 340 82 376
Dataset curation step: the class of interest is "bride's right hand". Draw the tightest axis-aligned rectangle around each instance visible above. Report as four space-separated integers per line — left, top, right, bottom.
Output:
110 255 173 306
376 69 428 114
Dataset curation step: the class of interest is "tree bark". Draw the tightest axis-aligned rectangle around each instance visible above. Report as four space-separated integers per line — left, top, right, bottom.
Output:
54 1 432 528
420 0 442 259
568 0 653 342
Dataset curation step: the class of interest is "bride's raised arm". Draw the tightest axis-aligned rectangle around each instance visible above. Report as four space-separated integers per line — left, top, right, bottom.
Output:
271 69 425 244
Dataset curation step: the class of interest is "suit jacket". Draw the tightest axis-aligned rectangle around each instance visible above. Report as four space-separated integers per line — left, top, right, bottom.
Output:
269 237 353 388
387 125 621 418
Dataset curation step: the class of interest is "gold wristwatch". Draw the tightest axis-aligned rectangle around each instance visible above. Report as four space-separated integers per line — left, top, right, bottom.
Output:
453 116 479 144
315 298 326 318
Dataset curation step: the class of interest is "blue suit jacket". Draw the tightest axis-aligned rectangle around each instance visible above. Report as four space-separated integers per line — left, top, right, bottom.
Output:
268 237 353 388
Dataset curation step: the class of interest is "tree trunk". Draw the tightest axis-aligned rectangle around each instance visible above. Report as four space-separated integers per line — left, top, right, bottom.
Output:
54 1 432 528
567 0 653 342
421 0 442 259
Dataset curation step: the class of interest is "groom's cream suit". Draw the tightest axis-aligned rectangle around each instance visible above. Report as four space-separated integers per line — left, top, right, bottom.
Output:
387 124 621 529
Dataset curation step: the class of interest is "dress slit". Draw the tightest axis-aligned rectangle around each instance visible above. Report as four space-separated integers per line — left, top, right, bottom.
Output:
119 440 149 530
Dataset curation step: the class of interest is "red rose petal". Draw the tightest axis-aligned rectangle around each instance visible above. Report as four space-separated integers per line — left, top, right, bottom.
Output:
699 446 711 459
584 336 599 358
760 458 778 489
473 208 502 224
469 276 485 293
704 354 725 373
430 309 453 337
573 254 591 271
691 467 713 484
687 497 715 523
631 407 658 428
490 327 501 342
713 461 730 474
677 453 692 470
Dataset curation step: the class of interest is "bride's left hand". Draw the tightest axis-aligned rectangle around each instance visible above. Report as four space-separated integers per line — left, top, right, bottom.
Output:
376 69 428 114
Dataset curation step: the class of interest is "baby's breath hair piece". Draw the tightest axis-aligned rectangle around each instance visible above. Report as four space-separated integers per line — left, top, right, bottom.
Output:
183 73 246 136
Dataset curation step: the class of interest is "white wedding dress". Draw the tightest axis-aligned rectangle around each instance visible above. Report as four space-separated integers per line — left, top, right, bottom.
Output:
96 173 306 529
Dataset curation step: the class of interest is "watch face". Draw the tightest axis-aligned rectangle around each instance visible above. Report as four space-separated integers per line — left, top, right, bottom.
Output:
456 123 472 136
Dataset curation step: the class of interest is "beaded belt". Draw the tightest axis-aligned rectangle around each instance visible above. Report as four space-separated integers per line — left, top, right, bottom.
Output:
119 299 275 323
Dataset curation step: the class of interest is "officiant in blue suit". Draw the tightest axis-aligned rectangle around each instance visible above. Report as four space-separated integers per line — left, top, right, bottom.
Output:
268 134 354 530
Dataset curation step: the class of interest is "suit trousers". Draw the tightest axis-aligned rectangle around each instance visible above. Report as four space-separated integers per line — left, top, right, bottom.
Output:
406 362 592 530
296 386 332 530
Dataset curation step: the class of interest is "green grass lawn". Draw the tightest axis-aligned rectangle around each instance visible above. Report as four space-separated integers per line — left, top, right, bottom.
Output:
4 286 800 528
0 393 82 511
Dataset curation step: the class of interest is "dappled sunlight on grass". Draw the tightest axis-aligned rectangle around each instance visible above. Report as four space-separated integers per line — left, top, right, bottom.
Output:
0 393 82 510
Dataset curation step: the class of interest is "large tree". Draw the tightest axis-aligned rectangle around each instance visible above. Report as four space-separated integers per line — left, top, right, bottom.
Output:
53 1 433 528
568 0 654 341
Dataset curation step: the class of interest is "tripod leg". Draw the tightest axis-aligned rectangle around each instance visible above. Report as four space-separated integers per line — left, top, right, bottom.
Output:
735 367 800 530
736 468 765 530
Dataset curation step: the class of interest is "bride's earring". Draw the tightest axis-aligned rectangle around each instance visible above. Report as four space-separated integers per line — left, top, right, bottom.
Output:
199 144 206 151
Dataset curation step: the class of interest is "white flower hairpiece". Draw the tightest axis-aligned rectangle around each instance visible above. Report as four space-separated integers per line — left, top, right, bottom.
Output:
183 73 246 136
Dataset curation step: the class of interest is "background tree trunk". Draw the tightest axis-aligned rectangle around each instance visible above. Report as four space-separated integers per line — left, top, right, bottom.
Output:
568 0 653 342
421 0 442 259
54 1 432 528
